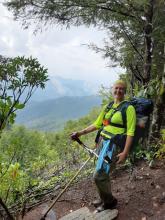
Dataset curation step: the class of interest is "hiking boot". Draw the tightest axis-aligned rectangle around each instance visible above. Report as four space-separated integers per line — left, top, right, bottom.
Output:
96 198 118 212
104 198 118 209
92 199 103 207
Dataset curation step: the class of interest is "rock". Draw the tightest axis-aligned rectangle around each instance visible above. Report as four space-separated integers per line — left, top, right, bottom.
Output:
153 202 159 208
125 200 129 205
94 209 118 220
162 192 165 198
152 196 157 201
130 185 136 190
136 176 143 180
59 207 118 220
59 207 94 220
141 217 147 220
149 160 155 168
156 185 161 189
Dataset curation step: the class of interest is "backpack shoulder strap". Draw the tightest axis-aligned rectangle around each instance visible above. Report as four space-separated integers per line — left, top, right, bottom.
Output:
95 102 114 144
105 101 114 112
119 101 130 128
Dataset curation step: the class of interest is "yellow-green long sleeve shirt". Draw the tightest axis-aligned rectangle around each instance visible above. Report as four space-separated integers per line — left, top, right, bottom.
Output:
93 102 136 139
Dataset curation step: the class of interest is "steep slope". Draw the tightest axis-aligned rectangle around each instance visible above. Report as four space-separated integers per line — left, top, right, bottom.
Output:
20 160 165 220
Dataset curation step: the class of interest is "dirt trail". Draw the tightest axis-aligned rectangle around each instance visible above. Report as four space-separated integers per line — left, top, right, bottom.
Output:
22 160 165 220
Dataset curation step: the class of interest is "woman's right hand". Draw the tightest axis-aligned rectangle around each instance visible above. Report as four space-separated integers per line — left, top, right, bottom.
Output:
70 131 80 141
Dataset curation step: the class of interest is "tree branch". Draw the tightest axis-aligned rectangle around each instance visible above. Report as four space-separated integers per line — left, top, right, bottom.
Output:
120 21 144 61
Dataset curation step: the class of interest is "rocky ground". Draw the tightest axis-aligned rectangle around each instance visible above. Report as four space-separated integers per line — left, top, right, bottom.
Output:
22 159 165 220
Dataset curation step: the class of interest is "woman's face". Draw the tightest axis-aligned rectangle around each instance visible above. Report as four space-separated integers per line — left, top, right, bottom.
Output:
112 83 125 100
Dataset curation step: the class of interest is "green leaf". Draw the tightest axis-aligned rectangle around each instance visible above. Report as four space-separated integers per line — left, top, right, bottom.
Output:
15 103 25 109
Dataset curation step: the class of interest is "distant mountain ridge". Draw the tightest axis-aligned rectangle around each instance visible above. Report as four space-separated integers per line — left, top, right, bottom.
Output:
16 95 102 131
30 76 98 102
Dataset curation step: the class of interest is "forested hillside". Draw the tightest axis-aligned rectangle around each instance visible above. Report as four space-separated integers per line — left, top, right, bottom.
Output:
0 105 165 219
16 96 102 131
0 108 100 218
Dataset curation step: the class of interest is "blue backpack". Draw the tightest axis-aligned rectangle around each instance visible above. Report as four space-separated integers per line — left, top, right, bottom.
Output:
95 97 153 174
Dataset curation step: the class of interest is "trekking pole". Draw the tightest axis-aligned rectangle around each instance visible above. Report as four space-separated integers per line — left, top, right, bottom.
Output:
40 156 91 220
71 135 109 164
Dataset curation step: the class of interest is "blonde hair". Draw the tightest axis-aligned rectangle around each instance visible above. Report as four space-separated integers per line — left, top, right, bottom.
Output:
114 80 127 88
113 80 127 93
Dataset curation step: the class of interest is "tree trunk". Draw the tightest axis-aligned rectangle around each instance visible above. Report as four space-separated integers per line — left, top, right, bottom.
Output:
143 0 154 86
149 96 165 143
148 44 165 144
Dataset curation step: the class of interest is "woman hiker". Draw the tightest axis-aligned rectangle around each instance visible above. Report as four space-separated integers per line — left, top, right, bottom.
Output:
70 80 136 212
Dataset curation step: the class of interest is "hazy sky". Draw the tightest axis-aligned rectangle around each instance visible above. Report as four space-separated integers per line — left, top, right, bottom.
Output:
0 2 122 92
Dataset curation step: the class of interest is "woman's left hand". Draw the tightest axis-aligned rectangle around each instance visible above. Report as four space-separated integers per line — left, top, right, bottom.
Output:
116 151 127 164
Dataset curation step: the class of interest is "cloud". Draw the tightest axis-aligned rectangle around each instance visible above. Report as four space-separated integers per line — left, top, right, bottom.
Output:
0 3 122 91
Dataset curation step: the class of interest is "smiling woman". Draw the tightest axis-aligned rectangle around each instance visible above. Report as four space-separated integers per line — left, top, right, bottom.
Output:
70 79 136 212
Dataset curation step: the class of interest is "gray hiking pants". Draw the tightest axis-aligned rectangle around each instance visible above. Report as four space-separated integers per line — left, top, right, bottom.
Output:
93 138 118 204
